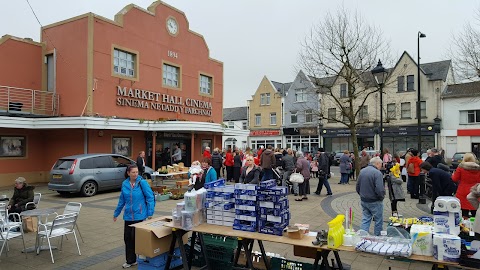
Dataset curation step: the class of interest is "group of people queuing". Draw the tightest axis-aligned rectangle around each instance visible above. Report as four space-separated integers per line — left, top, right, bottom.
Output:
357 146 480 239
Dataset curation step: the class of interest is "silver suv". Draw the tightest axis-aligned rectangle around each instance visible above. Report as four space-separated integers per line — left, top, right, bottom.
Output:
48 154 153 197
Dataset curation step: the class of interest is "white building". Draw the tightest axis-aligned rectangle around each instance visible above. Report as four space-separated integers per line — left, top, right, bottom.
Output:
222 107 249 150
441 81 480 160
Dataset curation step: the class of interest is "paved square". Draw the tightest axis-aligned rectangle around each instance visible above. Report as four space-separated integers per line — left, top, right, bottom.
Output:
0 171 442 270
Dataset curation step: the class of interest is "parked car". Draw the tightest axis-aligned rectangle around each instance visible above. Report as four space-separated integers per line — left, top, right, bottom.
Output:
333 152 343 166
450 152 467 170
48 153 154 197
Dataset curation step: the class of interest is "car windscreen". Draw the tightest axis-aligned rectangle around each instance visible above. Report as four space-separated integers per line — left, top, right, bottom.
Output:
453 154 464 160
53 159 74 170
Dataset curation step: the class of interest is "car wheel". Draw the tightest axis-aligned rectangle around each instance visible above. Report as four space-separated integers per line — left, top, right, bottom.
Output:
81 181 97 197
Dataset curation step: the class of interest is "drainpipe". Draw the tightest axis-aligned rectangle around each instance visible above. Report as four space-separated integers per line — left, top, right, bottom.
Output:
84 128 88 154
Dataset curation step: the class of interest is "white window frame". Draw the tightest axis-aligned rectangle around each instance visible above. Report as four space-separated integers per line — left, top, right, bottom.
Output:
255 114 261 126
242 121 247 130
228 121 234 129
114 49 136 77
295 89 307 102
291 111 298 124
420 101 426 118
260 93 271 105
401 102 411 118
359 105 368 120
163 63 179 88
270 113 277 125
328 108 336 123
199 74 212 95
387 103 396 120
340 83 347 98
305 109 313 123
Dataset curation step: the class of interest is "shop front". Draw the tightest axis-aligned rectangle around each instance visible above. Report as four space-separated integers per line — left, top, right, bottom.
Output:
283 127 320 153
248 130 282 150
382 125 436 154
322 127 375 153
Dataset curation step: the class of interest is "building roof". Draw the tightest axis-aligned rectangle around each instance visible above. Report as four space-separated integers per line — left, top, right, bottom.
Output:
223 106 248 121
271 81 292 96
443 81 480 98
420 60 451 81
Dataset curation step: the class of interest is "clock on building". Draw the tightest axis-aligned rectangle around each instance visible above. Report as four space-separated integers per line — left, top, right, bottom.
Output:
166 17 178 36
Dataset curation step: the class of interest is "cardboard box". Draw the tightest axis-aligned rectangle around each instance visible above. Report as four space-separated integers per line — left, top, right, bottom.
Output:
131 216 188 258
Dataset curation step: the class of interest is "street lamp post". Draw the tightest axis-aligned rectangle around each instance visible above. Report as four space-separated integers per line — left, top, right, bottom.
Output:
417 31 426 204
417 31 426 152
372 60 387 157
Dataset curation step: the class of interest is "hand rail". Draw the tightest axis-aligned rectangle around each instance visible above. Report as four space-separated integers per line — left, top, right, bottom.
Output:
0 85 59 116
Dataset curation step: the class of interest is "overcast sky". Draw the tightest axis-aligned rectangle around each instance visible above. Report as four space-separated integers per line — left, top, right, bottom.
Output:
1 0 478 108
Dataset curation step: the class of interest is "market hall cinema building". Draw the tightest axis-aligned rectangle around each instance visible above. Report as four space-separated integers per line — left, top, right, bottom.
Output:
0 1 235 187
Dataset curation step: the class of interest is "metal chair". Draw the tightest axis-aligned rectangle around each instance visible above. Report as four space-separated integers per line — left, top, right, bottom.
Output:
45 202 84 243
37 213 81 263
0 202 27 258
25 193 41 210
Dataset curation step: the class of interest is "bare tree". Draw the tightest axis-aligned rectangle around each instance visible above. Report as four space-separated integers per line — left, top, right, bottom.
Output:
449 7 480 81
297 7 391 174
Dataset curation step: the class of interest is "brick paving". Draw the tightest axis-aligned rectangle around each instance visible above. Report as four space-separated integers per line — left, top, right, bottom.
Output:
0 168 462 269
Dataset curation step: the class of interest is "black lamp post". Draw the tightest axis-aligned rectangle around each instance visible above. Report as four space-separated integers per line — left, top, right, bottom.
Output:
417 31 426 152
372 60 387 156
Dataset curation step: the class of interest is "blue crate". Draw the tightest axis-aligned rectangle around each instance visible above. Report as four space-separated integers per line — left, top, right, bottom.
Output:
259 206 289 216
259 226 284 236
204 179 226 189
234 189 257 196
235 199 257 206
257 186 288 196
137 247 183 269
235 209 258 217
259 179 276 190
258 198 288 209
223 202 235 210
258 219 289 229
257 194 287 202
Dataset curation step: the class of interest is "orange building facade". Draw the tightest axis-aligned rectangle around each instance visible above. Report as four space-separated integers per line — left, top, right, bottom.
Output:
0 1 227 187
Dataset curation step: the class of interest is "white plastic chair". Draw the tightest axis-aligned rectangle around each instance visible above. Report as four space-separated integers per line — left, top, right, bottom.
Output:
0 202 27 258
25 193 41 210
37 213 81 263
45 202 84 243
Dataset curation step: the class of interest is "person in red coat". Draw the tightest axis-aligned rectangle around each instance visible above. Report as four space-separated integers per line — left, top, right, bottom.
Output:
452 152 480 217
224 149 234 181
203 147 211 158
406 149 423 199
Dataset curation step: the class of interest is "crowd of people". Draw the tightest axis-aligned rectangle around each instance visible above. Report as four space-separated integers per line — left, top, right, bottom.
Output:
356 147 480 237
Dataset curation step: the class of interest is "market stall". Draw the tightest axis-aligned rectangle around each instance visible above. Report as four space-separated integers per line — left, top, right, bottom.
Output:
133 178 480 270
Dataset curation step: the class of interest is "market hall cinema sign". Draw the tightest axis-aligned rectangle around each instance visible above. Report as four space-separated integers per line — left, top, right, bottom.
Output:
116 86 212 116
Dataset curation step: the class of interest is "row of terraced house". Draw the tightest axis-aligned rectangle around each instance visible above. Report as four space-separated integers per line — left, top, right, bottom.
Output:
222 52 480 161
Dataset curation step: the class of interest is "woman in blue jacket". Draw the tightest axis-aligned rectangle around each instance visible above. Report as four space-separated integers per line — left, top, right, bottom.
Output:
113 165 155 268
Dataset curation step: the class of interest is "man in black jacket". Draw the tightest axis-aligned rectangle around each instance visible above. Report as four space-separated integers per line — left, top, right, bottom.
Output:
420 161 457 213
211 148 223 179
314 148 333 196
136 151 146 176
425 148 446 168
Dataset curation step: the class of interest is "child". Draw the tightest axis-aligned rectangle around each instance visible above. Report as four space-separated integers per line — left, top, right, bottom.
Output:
387 163 405 217
188 161 203 190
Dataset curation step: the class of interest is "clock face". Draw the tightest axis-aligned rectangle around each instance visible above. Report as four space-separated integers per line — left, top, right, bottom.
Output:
167 17 178 35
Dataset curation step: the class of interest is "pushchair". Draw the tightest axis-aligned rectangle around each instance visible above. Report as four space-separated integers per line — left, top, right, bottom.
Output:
273 167 294 194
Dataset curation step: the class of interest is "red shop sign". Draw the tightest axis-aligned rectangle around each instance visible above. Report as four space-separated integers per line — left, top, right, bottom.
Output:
249 130 280 136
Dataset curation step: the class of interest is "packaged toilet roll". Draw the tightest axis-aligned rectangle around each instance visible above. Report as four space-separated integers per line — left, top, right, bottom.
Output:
410 224 433 256
434 211 461 235
434 196 460 212
433 233 461 262
184 190 197 212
